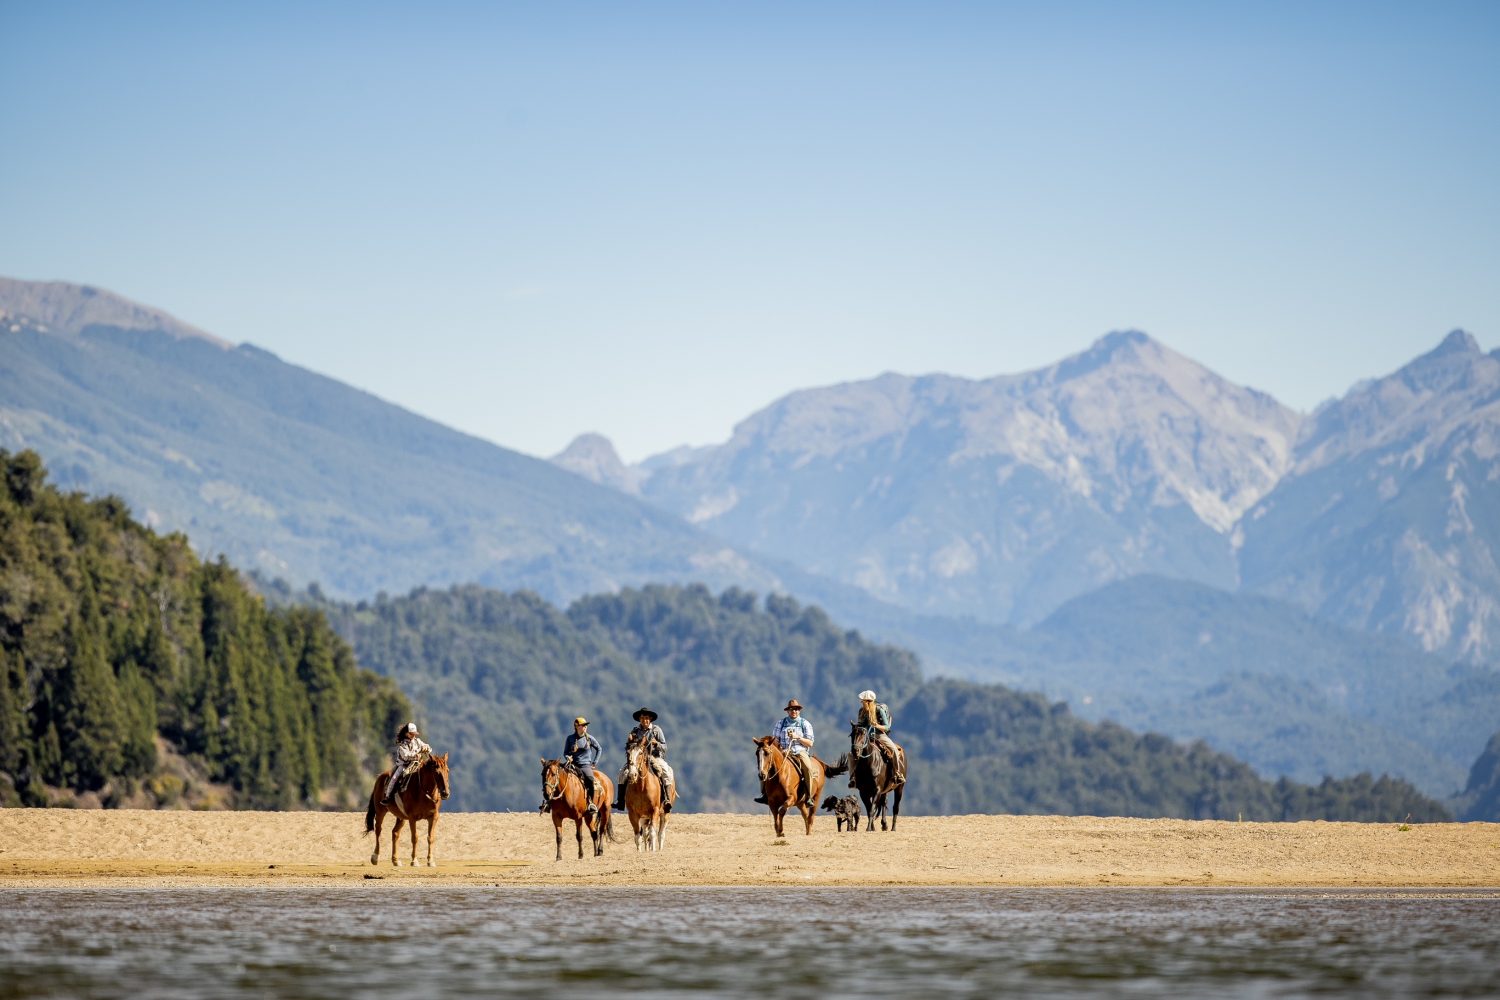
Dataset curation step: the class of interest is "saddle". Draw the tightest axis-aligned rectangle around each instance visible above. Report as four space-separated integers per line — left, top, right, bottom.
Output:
392 751 430 794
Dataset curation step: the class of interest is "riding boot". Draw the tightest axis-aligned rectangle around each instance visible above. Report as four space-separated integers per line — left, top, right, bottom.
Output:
662 784 673 812
753 794 768 804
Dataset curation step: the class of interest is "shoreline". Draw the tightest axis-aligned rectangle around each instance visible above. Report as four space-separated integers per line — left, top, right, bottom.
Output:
7 809 1498 889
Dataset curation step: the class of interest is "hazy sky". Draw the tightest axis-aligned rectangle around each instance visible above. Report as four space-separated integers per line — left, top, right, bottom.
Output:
3 2 1497 462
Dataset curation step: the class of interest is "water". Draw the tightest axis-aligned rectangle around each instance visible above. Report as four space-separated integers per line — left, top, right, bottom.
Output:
1 887 1496 998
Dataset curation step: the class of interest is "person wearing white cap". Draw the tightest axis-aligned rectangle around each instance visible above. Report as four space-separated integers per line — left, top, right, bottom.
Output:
856 690 906 784
382 721 431 804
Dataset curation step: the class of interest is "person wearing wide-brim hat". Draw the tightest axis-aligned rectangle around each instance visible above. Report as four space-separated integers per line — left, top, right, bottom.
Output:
755 699 815 804
614 707 675 812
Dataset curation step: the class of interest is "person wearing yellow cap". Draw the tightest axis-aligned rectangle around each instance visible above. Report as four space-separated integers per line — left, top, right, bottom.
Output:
543 716 603 818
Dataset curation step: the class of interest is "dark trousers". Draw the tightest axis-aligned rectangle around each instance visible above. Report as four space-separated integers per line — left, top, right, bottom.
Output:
576 764 597 806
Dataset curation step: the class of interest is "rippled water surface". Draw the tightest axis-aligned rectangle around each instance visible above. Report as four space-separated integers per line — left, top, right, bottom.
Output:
2 887 1496 998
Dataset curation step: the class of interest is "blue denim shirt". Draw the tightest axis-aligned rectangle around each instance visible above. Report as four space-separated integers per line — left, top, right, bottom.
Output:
564 732 601 770
774 715 813 756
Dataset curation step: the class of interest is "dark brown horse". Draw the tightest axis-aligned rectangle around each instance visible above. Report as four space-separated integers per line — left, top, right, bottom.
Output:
365 752 451 867
849 723 904 831
541 759 617 860
752 736 848 837
623 737 673 852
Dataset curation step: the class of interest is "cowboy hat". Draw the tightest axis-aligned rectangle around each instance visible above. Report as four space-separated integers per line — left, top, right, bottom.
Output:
631 707 659 722
784 699 803 711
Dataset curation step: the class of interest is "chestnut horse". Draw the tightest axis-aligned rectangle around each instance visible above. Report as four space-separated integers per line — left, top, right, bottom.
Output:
365 752 450 867
752 736 848 837
623 736 674 852
541 759 617 860
849 723 905 831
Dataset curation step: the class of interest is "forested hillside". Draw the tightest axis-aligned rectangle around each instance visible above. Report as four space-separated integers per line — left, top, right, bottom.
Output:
0 450 408 808
312 581 1450 821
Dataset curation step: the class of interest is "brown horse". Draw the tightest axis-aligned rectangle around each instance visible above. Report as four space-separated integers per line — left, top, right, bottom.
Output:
365 752 450 867
623 737 674 852
752 736 848 837
541 759 617 860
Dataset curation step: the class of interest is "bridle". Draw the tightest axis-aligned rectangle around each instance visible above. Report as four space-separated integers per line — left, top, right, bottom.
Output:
756 740 790 785
542 761 565 802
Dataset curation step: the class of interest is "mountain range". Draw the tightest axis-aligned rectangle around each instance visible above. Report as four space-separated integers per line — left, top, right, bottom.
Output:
583 328 1500 668
3 276 1496 800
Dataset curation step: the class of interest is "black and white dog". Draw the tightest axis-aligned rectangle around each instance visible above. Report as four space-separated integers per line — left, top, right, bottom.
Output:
820 794 862 832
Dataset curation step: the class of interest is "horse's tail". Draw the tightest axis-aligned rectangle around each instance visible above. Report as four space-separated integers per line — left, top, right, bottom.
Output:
364 780 380 834
602 807 620 843
822 753 850 777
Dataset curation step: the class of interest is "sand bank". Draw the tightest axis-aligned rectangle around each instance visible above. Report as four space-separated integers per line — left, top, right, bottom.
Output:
3 809 1497 889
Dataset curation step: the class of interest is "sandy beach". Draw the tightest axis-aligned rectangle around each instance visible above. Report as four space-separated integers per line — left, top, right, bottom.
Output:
3 808 1498 889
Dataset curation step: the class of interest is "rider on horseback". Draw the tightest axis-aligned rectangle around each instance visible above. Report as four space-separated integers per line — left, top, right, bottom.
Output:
381 721 430 804
555 716 603 819
612 707 675 813
856 690 906 784
755 699 815 805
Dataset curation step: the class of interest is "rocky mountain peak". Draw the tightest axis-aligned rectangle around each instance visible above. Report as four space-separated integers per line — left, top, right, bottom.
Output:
550 433 642 494
1295 330 1497 467
0 277 231 348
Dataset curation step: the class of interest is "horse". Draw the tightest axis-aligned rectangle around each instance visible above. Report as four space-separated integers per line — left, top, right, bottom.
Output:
622 736 673 852
848 723 905 831
541 758 617 860
365 751 451 867
752 736 848 837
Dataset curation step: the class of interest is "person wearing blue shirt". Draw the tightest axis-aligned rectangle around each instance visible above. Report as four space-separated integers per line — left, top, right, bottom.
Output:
542 716 603 817
755 699 814 804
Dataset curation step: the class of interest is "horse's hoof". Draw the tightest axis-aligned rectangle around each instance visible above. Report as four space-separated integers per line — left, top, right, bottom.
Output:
426 861 436 868
369 856 378 866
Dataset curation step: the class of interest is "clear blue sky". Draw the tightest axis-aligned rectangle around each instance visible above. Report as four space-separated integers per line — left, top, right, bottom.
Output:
3 2 1497 462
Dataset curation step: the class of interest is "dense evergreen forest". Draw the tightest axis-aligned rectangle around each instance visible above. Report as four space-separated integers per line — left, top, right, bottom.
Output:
0 450 408 808
310 581 1453 821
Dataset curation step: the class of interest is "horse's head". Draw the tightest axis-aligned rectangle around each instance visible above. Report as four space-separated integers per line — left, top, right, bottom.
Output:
624 737 647 772
850 721 871 756
752 736 779 784
541 758 564 802
429 752 451 800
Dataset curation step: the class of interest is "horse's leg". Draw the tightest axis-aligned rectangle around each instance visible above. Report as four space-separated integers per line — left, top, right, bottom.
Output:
890 783 903 832
553 814 564 862
370 804 384 866
425 812 438 867
409 813 420 867
799 799 815 835
575 817 585 860
390 816 404 866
